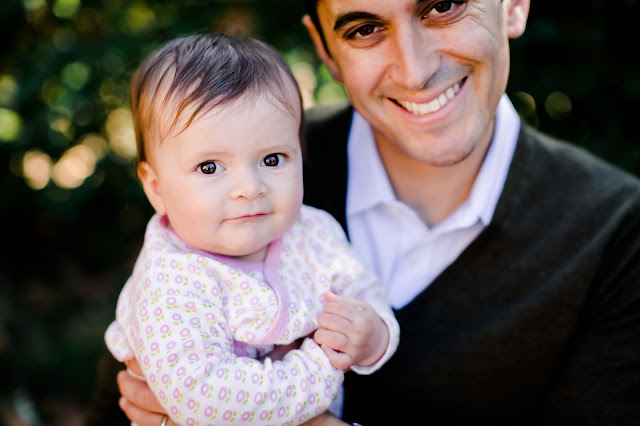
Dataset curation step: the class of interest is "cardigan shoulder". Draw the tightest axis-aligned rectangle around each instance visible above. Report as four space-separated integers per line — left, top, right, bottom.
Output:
302 102 354 234
508 125 640 210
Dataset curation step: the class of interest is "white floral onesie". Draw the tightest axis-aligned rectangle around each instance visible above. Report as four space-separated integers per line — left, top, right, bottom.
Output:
105 205 399 426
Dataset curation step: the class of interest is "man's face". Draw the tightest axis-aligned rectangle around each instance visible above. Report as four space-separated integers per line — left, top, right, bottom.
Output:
305 0 529 168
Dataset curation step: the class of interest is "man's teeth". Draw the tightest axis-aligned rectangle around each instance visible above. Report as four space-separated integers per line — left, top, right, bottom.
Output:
397 82 461 115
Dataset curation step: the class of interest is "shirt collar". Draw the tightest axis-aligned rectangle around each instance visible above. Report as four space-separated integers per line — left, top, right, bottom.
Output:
346 94 521 226
346 110 396 216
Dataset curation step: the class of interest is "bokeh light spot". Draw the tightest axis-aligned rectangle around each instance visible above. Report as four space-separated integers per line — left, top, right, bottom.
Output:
291 62 317 109
51 144 97 189
41 78 63 106
79 133 109 161
545 91 572 121
52 0 81 19
0 75 18 105
22 150 53 190
512 91 539 128
124 4 156 34
23 0 46 12
99 79 124 106
314 65 347 104
48 106 74 141
61 61 91 91
0 108 22 142
106 109 136 161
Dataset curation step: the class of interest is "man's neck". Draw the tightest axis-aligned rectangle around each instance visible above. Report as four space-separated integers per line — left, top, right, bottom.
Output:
374 130 493 228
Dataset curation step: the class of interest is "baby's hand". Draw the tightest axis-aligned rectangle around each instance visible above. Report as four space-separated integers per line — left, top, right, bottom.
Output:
314 292 389 371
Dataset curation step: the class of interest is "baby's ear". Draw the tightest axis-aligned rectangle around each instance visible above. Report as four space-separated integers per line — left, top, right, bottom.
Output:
137 161 166 215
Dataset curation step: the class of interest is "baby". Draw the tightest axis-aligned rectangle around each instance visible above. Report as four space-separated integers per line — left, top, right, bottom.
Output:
105 33 399 426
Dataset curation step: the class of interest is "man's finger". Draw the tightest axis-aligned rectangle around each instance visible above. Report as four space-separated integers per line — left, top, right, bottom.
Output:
125 358 144 377
117 370 165 412
119 397 175 426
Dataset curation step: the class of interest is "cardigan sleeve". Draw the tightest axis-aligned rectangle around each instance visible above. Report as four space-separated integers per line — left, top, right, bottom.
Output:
540 202 640 425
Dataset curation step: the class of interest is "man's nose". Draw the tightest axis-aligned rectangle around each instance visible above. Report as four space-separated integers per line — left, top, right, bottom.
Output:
228 168 267 200
389 25 439 91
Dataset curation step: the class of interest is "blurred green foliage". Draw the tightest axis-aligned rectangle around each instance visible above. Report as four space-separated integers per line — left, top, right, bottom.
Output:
0 0 638 423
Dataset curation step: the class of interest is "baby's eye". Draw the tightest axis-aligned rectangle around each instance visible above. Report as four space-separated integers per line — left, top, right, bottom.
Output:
262 153 285 167
199 161 219 174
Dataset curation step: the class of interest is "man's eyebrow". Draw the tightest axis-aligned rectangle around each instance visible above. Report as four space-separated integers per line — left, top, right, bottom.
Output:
332 0 432 32
413 0 433 13
333 11 381 32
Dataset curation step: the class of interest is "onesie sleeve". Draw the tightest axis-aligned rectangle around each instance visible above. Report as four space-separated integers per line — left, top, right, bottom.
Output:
114 247 344 426
104 319 135 362
305 207 400 375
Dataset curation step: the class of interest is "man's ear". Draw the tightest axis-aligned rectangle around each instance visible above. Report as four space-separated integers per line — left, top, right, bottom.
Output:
137 161 166 216
302 14 344 85
505 0 530 39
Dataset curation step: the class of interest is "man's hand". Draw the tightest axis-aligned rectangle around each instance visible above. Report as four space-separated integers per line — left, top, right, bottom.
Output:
118 359 174 426
301 412 349 425
314 292 390 371
258 337 305 362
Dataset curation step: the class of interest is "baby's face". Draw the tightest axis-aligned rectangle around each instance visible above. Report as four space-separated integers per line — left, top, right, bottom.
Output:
142 92 303 262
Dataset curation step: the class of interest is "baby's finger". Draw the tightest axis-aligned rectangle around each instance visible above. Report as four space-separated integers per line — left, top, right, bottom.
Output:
321 344 354 371
323 293 368 319
318 311 353 332
323 291 349 302
314 327 350 352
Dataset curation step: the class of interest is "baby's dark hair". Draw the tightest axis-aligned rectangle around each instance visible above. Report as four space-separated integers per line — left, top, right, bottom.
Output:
130 32 302 163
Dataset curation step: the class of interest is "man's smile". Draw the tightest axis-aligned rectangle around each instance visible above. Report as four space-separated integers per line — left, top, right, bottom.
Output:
392 78 465 116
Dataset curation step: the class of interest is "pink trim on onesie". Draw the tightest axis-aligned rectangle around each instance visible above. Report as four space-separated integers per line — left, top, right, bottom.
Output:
200 236 291 345
253 237 290 343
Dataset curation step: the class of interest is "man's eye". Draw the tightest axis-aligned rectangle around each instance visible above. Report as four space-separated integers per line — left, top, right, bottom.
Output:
428 1 465 16
263 153 285 167
355 24 376 37
347 24 379 39
434 1 454 13
199 161 217 174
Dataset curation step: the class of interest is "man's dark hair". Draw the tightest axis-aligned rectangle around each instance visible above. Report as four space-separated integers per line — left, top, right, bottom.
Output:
303 0 321 32
303 0 329 53
130 32 302 163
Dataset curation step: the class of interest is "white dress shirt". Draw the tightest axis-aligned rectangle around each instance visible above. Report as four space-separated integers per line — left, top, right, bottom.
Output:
346 95 521 308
